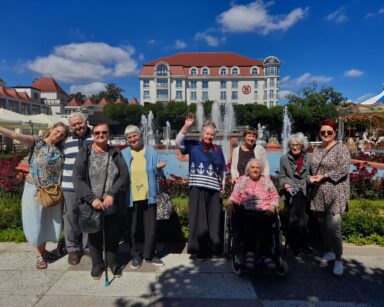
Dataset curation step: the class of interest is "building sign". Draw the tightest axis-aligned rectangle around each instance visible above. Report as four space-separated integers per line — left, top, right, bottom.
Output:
242 85 251 95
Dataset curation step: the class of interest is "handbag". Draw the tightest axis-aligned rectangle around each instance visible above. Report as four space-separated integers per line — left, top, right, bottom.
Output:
79 153 110 233
156 173 173 220
37 183 63 207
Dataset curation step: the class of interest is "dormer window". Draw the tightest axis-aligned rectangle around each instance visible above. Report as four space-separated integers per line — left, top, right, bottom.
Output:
156 64 168 76
201 67 209 75
251 66 259 75
190 67 198 75
220 67 228 75
231 67 239 75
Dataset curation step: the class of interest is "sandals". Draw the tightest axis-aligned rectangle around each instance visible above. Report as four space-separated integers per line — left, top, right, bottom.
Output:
36 256 47 269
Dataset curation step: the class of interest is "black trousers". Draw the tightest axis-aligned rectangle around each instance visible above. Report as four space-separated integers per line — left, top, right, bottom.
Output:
235 207 275 256
188 187 222 256
285 191 309 250
128 200 157 260
88 214 119 267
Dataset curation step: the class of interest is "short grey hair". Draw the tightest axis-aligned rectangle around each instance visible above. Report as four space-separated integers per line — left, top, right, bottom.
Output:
124 125 141 137
68 112 87 123
200 119 216 139
288 132 309 152
245 158 264 176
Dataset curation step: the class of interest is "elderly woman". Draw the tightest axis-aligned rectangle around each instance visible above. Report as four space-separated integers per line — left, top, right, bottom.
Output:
176 116 226 261
121 125 166 270
309 119 350 277
231 127 270 183
227 159 279 268
279 133 312 255
73 122 128 280
0 123 69 269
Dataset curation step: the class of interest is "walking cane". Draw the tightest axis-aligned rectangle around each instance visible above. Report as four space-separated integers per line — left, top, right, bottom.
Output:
102 213 110 287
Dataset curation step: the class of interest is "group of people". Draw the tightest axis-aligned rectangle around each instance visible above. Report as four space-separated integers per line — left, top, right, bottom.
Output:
0 114 350 279
0 113 166 280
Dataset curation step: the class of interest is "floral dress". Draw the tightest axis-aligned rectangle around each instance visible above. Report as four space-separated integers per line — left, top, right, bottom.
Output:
22 137 64 246
310 142 350 215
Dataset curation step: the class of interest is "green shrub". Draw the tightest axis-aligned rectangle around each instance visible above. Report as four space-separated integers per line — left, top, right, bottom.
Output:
0 228 25 242
0 192 22 230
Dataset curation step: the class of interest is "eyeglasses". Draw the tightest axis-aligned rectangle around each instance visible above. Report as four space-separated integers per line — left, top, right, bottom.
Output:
93 131 108 136
289 144 301 148
320 130 334 136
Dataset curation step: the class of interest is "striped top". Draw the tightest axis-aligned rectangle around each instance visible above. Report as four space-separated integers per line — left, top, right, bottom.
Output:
181 139 225 191
62 127 93 191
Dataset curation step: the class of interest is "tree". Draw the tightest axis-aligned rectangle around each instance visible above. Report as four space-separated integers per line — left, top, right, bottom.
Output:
91 83 125 103
68 92 86 103
286 85 346 140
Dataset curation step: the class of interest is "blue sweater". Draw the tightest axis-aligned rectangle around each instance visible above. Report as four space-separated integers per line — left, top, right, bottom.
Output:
121 146 161 207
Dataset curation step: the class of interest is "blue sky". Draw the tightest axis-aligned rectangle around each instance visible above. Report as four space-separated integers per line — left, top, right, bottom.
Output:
0 0 383 103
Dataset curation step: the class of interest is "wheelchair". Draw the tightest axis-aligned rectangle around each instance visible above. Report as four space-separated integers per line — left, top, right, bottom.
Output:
223 204 288 276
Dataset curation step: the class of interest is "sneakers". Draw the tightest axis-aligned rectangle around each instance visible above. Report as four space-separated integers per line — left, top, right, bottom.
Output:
110 262 123 278
320 252 336 265
91 264 104 280
130 257 142 270
333 260 344 276
144 257 164 267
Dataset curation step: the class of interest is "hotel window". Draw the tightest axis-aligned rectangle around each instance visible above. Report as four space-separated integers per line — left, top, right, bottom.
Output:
220 80 226 89
157 79 168 88
191 91 197 101
263 80 267 88
201 67 209 75
269 101 274 108
265 66 278 76
231 91 238 101
176 80 182 88
276 90 279 100
190 80 197 89
157 90 168 100
202 80 209 89
202 91 209 101
264 101 268 106
143 91 150 99
231 67 239 75
232 81 238 89
269 90 274 99
156 64 168 76
263 90 267 100
270 78 275 87
220 67 227 75
190 67 197 75
143 80 150 88
220 91 227 101
176 91 183 100
251 67 259 75
254 90 258 100
254 80 259 88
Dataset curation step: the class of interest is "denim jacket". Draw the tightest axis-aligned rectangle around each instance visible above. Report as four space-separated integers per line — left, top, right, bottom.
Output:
121 145 161 207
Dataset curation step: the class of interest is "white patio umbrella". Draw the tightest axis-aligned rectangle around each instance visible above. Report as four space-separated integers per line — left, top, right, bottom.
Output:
28 113 69 126
0 108 48 130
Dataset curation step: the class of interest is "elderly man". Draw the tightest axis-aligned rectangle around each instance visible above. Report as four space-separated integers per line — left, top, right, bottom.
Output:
62 113 93 265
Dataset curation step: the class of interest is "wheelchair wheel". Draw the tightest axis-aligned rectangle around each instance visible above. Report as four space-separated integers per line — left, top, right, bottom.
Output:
275 259 288 277
231 254 244 276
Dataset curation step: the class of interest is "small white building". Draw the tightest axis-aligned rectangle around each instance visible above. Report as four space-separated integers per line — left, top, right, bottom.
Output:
139 52 280 107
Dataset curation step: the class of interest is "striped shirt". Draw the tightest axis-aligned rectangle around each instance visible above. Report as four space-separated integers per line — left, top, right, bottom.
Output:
62 127 93 191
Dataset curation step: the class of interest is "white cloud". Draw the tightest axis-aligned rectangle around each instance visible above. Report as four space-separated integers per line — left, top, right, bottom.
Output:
279 90 294 99
27 42 138 83
195 31 222 47
380 8 384 14
139 53 145 60
344 69 364 77
174 39 187 49
148 39 156 45
217 1 308 35
69 82 106 97
325 7 348 24
281 73 333 88
366 8 384 18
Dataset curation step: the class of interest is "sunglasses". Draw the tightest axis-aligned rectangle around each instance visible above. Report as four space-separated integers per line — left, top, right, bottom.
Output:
320 130 334 136
93 131 108 136
289 144 301 148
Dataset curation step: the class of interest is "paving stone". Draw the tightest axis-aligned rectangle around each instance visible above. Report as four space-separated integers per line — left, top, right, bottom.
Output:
0 295 40 307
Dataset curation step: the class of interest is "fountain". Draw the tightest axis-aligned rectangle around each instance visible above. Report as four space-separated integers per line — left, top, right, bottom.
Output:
281 106 292 154
164 121 171 152
147 111 155 146
141 115 148 145
196 101 205 132
211 101 222 130
222 102 236 163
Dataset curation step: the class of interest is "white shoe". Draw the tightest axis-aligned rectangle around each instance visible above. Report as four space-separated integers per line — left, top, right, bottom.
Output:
320 252 336 265
333 260 344 276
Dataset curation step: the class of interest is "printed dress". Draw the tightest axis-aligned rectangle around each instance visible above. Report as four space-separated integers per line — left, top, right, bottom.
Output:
22 137 64 246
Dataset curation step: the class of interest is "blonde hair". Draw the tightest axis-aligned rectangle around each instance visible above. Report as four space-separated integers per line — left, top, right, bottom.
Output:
43 122 69 149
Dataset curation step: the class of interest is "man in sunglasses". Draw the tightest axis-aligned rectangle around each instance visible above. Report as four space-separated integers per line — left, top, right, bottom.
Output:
62 112 93 265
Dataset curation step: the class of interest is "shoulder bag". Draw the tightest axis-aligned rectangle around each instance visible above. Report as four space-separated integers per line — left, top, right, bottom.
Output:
156 173 173 220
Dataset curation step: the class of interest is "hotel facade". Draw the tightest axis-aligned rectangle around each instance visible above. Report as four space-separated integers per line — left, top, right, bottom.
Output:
139 52 280 107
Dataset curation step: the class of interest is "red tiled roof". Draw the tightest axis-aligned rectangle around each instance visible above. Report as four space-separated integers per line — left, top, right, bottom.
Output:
5 88 28 100
130 98 139 105
115 97 124 104
66 98 82 107
18 92 31 100
32 77 67 95
98 98 109 105
143 52 263 67
82 98 94 106
0 86 33 101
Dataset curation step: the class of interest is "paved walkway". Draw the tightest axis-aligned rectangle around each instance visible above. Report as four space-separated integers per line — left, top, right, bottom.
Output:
0 242 383 307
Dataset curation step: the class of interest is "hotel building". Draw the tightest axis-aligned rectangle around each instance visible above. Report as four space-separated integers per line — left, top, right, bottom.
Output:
139 52 280 107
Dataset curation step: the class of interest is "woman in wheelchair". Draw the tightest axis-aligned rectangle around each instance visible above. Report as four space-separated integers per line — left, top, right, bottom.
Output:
227 158 280 270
